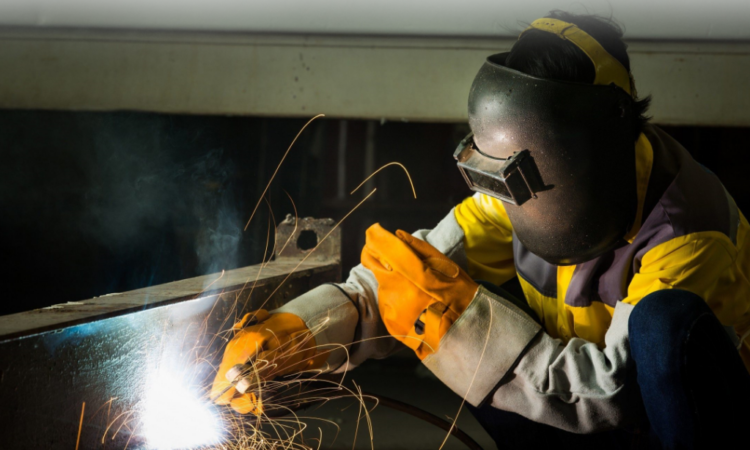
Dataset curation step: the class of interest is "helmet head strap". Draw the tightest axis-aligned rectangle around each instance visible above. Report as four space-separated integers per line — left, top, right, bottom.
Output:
520 18 633 97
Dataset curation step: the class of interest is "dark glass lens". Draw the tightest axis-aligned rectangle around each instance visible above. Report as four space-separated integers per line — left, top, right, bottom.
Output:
466 169 511 200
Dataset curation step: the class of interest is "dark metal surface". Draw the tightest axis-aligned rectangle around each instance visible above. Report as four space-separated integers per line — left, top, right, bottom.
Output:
0 217 341 449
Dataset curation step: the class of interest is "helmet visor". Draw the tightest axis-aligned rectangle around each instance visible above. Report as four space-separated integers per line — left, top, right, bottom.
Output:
454 133 545 206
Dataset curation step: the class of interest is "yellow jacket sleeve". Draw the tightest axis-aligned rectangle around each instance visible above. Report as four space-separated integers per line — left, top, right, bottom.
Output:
623 228 750 369
454 193 516 286
624 231 750 323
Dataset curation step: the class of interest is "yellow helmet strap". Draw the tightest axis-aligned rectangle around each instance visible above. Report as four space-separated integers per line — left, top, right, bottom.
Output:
520 18 633 96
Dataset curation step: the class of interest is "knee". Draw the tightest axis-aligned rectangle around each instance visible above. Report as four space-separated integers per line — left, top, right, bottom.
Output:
628 289 710 360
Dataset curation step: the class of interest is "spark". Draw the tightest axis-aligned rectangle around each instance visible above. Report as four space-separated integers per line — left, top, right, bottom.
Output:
203 270 226 292
244 114 325 232
93 115 430 450
349 162 417 198
276 190 299 256
256 188 377 312
76 402 85 450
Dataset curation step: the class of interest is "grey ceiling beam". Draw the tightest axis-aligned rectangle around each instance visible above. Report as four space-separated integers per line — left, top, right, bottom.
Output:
1 29 749 126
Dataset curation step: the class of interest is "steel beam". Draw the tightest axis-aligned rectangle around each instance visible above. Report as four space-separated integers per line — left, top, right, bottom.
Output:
0 216 341 449
2 29 750 126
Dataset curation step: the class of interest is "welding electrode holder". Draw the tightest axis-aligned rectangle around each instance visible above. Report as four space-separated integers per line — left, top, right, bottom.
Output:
226 363 256 394
224 310 272 395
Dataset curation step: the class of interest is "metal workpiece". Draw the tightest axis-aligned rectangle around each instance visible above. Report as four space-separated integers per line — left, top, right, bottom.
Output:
0 218 341 449
274 214 341 264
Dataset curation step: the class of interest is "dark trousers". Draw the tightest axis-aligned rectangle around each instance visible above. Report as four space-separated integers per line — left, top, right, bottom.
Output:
469 288 750 450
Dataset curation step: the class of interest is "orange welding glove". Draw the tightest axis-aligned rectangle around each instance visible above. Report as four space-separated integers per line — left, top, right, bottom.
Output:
210 309 327 414
361 224 479 359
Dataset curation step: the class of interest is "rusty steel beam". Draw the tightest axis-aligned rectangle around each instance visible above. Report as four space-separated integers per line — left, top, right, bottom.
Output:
0 216 341 449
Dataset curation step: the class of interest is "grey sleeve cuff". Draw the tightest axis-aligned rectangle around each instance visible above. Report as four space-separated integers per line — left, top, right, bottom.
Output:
421 285 542 406
490 301 641 433
422 291 641 432
412 207 468 271
273 283 359 372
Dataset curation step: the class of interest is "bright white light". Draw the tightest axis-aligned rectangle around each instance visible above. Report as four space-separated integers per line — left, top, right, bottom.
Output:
142 369 223 450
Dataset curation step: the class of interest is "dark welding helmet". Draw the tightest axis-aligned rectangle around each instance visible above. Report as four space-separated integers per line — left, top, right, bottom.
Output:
455 18 638 265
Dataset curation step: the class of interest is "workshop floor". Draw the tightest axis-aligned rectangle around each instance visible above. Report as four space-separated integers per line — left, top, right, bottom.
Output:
291 349 496 450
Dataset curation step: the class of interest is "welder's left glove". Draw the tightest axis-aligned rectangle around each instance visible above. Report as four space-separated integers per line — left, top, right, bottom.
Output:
210 309 328 414
361 224 479 359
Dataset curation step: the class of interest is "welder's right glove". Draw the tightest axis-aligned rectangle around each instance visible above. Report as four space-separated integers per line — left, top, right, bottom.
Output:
210 309 327 414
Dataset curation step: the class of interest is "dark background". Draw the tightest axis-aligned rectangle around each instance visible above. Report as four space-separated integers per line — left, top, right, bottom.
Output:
0 111 470 315
0 110 747 316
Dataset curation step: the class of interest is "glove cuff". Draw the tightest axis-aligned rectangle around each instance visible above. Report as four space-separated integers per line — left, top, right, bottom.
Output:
273 284 358 372
422 285 542 406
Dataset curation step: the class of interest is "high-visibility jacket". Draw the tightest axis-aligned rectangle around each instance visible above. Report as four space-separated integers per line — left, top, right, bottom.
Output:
277 124 750 432
456 125 750 370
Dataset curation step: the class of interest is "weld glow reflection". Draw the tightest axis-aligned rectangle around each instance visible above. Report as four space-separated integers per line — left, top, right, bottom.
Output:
142 370 223 450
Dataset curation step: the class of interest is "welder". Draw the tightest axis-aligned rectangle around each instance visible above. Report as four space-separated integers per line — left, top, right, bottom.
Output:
212 11 750 449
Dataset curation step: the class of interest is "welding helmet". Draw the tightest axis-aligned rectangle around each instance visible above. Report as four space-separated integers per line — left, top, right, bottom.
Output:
455 18 638 265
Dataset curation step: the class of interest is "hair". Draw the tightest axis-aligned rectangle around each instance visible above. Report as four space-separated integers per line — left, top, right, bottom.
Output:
506 10 651 140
